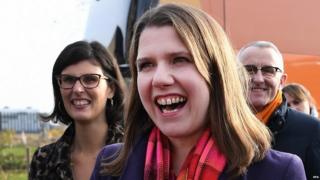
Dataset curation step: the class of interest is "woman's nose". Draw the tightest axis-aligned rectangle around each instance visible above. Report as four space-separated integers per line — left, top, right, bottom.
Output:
72 80 85 92
152 63 174 88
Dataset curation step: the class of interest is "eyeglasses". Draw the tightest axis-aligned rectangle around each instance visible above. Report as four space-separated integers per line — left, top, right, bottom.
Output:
56 74 109 89
244 65 282 77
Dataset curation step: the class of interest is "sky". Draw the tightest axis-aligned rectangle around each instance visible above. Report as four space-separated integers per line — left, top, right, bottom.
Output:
0 0 91 113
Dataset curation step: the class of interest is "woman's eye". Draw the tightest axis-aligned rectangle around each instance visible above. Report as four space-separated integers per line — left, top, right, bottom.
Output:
292 100 301 105
62 76 76 83
173 56 190 64
83 75 98 84
137 62 154 72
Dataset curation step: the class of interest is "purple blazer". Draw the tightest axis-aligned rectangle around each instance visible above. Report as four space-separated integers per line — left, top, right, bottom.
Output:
91 136 306 180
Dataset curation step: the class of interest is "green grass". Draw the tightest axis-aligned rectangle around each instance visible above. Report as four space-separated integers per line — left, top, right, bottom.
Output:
1 146 37 157
0 131 52 179
0 146 34 179
0 170 27 180
0 145 37 174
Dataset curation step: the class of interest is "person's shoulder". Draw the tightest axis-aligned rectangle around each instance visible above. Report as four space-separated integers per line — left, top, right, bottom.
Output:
100 143 123 155
90 143 123 180
286 109 320 128
245 149 306 180
29 141 61 179
98 143 123 161
31 141 59 161
30 141 63 167
266 149 303 165
287 108 320 123
257 149 304 170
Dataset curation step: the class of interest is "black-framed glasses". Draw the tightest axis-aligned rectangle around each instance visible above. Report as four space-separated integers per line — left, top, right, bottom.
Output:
56 74 109 89
244 65 282 77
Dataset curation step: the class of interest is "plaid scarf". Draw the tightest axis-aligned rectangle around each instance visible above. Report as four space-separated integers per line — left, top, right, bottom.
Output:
256 90 283 124
144 127 226 180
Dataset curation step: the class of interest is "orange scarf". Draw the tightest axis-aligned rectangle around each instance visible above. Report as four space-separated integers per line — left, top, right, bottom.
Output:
256 90 283 124
144 127 226 180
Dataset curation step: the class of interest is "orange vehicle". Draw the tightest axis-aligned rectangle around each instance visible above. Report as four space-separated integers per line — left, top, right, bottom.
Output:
160 0 320 112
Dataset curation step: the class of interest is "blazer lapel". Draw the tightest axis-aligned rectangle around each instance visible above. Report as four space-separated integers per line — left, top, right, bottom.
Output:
120 135 148 180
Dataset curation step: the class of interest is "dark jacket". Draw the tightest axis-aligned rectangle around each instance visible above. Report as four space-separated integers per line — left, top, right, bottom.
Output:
267 98 320 179
90 135 306 180
28 124 111 180
29 125 75 180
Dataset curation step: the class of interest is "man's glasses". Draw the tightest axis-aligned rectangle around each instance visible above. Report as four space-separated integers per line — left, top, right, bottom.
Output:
56 74 109 89
244 65 282 77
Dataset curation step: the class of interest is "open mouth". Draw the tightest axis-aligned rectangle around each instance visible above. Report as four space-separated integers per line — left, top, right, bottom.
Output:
71 99 90 106
155 96 187 113
251 86 267 91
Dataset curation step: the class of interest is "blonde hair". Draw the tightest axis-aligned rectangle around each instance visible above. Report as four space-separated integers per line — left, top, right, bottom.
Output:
102 3 271 177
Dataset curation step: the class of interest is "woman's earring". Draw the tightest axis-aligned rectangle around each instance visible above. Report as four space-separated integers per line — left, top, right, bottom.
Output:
109 98 114 107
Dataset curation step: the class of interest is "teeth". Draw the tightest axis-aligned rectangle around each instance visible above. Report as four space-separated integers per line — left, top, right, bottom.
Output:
160 99 166 105
156 96 185 105
172 98 176 104
73 100 89 106
252 88 264 90
166 98 172 105
163 108 178 113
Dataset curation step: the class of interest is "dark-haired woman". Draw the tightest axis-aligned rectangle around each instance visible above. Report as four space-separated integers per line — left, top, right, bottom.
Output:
29 40 126 180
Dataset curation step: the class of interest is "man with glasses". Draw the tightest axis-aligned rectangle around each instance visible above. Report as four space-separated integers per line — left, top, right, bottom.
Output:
238 41 320 179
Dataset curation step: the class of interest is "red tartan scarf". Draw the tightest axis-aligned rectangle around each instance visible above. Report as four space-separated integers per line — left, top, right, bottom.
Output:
144 127 227 180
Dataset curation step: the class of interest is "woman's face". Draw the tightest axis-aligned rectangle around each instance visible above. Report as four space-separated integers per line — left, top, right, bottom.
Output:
136 26 210 145
284 93 310 115
60 60 114 123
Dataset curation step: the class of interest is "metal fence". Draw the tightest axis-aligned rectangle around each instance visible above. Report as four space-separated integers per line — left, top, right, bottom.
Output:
0 108 46 133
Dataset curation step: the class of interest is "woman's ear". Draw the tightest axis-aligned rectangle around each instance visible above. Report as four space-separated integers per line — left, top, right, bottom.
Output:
107 83 115 99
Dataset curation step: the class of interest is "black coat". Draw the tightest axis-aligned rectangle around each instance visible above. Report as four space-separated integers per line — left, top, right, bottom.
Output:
267 99 320 179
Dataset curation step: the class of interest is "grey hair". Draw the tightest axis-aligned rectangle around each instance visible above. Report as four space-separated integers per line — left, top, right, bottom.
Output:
237 41 284 70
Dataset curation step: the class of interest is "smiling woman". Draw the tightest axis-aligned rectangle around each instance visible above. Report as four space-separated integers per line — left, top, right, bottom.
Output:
90 3 306 180
28 40 127 180
136 26 210 152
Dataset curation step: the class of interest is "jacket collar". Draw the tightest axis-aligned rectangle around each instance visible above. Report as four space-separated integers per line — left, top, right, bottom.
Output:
267 94 288 135
50 124 75 179
120 133 148 180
